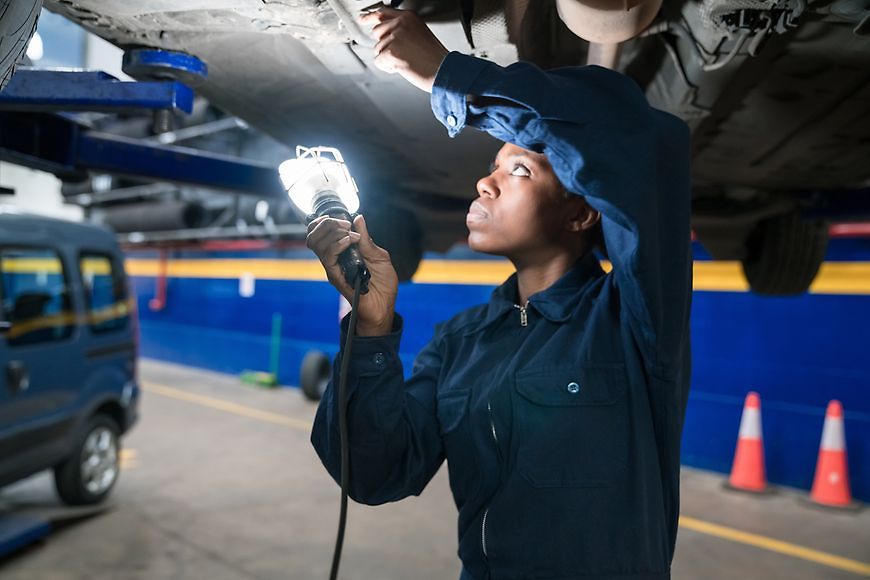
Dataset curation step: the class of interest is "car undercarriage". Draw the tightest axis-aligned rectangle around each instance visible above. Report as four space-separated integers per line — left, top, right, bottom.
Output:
4 0 870 294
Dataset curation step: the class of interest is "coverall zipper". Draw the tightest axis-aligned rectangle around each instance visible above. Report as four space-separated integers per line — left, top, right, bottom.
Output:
513 301 529 327
482 400 501 559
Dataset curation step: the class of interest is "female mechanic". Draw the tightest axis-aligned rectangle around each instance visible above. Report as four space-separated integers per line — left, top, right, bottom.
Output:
308 8 692 580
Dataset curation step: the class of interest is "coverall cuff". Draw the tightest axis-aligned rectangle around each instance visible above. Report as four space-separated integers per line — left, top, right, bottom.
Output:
338 312 404 378
431 51 489 138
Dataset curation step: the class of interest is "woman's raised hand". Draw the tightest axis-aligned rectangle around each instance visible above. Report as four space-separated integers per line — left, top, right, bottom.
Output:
359 7 449 93
306 214 399 336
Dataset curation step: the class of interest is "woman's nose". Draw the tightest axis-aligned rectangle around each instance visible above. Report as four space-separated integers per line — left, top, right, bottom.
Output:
476 175 499 199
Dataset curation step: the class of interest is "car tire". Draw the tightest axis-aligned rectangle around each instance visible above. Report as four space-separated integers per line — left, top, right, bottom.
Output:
54 414 122 506
742 211 829 296
300 350 331 402
0 0 42 91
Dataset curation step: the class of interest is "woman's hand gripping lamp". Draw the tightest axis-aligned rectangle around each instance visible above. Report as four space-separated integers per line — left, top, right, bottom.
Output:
279 146 370 293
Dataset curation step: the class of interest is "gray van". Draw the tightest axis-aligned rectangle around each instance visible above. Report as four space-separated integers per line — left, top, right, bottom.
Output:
0 209 139 505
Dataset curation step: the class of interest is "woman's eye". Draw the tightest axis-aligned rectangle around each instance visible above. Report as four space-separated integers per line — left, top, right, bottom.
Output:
510 164 531 177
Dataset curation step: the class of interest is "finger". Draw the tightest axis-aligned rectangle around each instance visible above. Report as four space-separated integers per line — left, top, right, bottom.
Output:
370 17 400 44
373 33 397 57
309 216 352 235
359 6 401 24
307 226 351 261
306 215 328 235
312 229 360 263
306 217 352 245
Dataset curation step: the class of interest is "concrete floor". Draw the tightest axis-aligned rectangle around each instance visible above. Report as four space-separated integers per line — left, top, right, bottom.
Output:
1 359 867 580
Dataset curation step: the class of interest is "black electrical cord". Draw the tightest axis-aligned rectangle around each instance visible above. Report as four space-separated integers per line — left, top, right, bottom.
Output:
329 273 363 580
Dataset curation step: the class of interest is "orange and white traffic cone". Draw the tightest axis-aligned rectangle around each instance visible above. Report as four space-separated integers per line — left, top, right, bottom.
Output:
727 392 768 493
809 400 856 509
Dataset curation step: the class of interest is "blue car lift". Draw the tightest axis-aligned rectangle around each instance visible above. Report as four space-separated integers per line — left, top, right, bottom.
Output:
0 49 284 198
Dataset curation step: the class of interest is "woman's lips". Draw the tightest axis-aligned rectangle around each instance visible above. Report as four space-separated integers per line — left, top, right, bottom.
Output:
466 200 490 225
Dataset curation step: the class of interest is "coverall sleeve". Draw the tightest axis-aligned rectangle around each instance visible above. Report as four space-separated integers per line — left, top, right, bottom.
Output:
310 314 445 505
431 52 693 368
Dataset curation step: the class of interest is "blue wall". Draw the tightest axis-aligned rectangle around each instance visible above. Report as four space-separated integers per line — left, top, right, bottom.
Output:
130 239 870 500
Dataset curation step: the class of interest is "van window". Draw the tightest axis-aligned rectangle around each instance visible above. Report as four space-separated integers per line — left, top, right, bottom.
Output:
0 248 74 346
80 253 129 333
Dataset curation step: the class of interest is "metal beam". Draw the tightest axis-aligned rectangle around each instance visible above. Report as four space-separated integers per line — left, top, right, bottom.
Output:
0 112 286 198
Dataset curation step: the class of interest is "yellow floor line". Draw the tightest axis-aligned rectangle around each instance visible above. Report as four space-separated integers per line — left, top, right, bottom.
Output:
680 516 870 576
142 380 868 575
119 448 138 469
141 381 312 432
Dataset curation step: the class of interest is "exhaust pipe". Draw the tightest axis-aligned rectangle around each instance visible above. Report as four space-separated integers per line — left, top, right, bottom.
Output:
555 0 662 44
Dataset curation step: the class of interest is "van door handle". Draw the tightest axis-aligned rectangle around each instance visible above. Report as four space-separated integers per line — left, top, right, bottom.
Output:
6 360 29 393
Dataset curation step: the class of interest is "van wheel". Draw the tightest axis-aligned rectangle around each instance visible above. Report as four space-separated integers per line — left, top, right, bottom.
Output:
300 350 331 402
741 211 829 296
54 414 121 506
0 0 43 90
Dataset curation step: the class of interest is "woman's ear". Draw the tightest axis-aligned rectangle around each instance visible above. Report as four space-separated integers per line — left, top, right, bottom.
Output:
565 197 601 233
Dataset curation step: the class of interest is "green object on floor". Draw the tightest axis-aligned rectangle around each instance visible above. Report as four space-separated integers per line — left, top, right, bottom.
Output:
239 370 278 388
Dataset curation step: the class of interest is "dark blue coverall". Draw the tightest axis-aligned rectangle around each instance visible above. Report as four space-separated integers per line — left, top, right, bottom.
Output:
312 52 693 580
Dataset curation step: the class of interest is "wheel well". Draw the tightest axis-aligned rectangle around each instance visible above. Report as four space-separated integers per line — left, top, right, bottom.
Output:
92 400 124 431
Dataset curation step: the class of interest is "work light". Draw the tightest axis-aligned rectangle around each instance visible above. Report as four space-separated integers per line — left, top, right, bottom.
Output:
279 146 369 293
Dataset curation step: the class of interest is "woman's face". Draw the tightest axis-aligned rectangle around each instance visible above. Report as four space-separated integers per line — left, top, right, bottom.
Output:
466 143 592 259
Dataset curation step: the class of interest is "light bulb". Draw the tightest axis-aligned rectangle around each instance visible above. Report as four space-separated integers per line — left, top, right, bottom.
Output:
279 146 359 217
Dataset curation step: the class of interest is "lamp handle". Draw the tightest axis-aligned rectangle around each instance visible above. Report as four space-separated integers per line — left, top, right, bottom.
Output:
324 209 370 294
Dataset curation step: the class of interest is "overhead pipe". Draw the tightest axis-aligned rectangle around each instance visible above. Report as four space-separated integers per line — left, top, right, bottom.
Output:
102 200 207 233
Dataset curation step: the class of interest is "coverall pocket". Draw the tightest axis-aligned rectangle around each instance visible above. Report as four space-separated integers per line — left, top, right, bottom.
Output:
514 363 628 488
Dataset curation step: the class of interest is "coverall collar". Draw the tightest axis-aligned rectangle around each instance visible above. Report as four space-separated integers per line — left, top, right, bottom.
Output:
469 252 606 334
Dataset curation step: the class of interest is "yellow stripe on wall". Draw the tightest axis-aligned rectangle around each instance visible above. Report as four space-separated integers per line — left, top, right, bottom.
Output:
125 259 329 282
2 257 112 275
810 262 870 295
118 258 870 295
692 262 750 292
1 258 63 273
